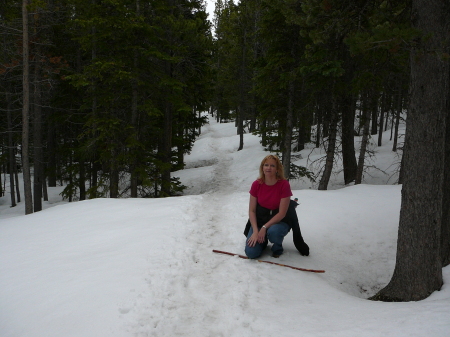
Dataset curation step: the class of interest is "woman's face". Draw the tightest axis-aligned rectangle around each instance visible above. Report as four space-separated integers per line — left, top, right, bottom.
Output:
263 158 277 177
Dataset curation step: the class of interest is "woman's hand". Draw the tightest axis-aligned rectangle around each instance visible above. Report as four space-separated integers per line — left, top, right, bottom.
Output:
247 232 259 247
257 226 267 243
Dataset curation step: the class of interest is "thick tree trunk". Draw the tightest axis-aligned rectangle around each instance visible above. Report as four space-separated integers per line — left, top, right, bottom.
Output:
442 118 450 266
22 0 33 214
371 0 448 301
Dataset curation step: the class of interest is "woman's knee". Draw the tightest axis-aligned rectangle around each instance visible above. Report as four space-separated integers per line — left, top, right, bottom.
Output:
267 222 289 241
245 245 262 259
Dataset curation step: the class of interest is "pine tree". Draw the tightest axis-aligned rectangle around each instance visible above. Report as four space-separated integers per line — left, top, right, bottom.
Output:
371 0 449 302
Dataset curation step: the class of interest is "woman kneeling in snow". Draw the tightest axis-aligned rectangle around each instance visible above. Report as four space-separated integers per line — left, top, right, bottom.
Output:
244 154 309 258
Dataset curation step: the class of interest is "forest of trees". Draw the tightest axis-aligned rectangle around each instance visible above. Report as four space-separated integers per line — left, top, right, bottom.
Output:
1 0 414 211
1 0 449 302
211 0 413 186
1 0 213 213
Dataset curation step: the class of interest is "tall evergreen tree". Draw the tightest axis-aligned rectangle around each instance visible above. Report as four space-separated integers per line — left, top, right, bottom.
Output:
371 0 449 302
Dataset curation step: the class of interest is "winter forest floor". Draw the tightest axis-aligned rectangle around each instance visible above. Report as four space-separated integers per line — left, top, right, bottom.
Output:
0 116 449 337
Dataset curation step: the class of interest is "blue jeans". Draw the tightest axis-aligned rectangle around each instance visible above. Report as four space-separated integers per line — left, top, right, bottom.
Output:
245 222 290 259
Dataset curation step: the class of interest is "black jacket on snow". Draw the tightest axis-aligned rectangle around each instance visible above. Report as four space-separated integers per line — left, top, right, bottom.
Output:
243 200 309 256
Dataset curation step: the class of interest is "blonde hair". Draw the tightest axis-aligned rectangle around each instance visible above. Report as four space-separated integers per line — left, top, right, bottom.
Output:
258 154 286 182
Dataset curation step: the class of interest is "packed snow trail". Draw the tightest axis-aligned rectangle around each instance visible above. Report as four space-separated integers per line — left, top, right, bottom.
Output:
127 122 266 335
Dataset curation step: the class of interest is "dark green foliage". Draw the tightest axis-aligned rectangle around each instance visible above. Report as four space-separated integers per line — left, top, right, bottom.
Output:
0 0 213 203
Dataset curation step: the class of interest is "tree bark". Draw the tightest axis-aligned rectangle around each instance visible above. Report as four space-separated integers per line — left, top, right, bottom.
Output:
315 103 322 148
47 120 57 187
14 163 21 203
22 0 33 214
371 0 448 301
33 53 43 212
355 96 371 185
237 111 244 151
282 80 294 179
341 95 357 184
377 92 386 146
7 92 16 207
318 95 337 190
160 100 173 197
130 0 140 198
392 80 403 152
79 161 86 200
371 98 378 136
442 116 450 266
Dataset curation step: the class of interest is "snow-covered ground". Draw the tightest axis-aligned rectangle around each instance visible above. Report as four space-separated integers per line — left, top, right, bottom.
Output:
1 116 449 337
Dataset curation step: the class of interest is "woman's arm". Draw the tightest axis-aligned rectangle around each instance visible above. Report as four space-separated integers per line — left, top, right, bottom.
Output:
247 195 261 246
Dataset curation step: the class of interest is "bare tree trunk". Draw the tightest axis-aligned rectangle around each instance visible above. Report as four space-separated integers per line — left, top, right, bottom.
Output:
237 27 247 152
130 77 138 197
371 94 378 135
7 92 16 207
14 163 21 203
282 81 294 179
47 120 56 187
371 0 448 301
79 161 86 200
42 172 48 201
261 118 267 147
160 100 173 197
198 109 202 135
22 0 33 214
237 112 244 151
318 96 337 190
130 0 140 198
33 53 43 212
341 95 357 184
442 117 450 266
392 80 402 151
377 92 386 146
109 156 119 198
384 93 391 132
315 103 321 148
355 98 371 185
